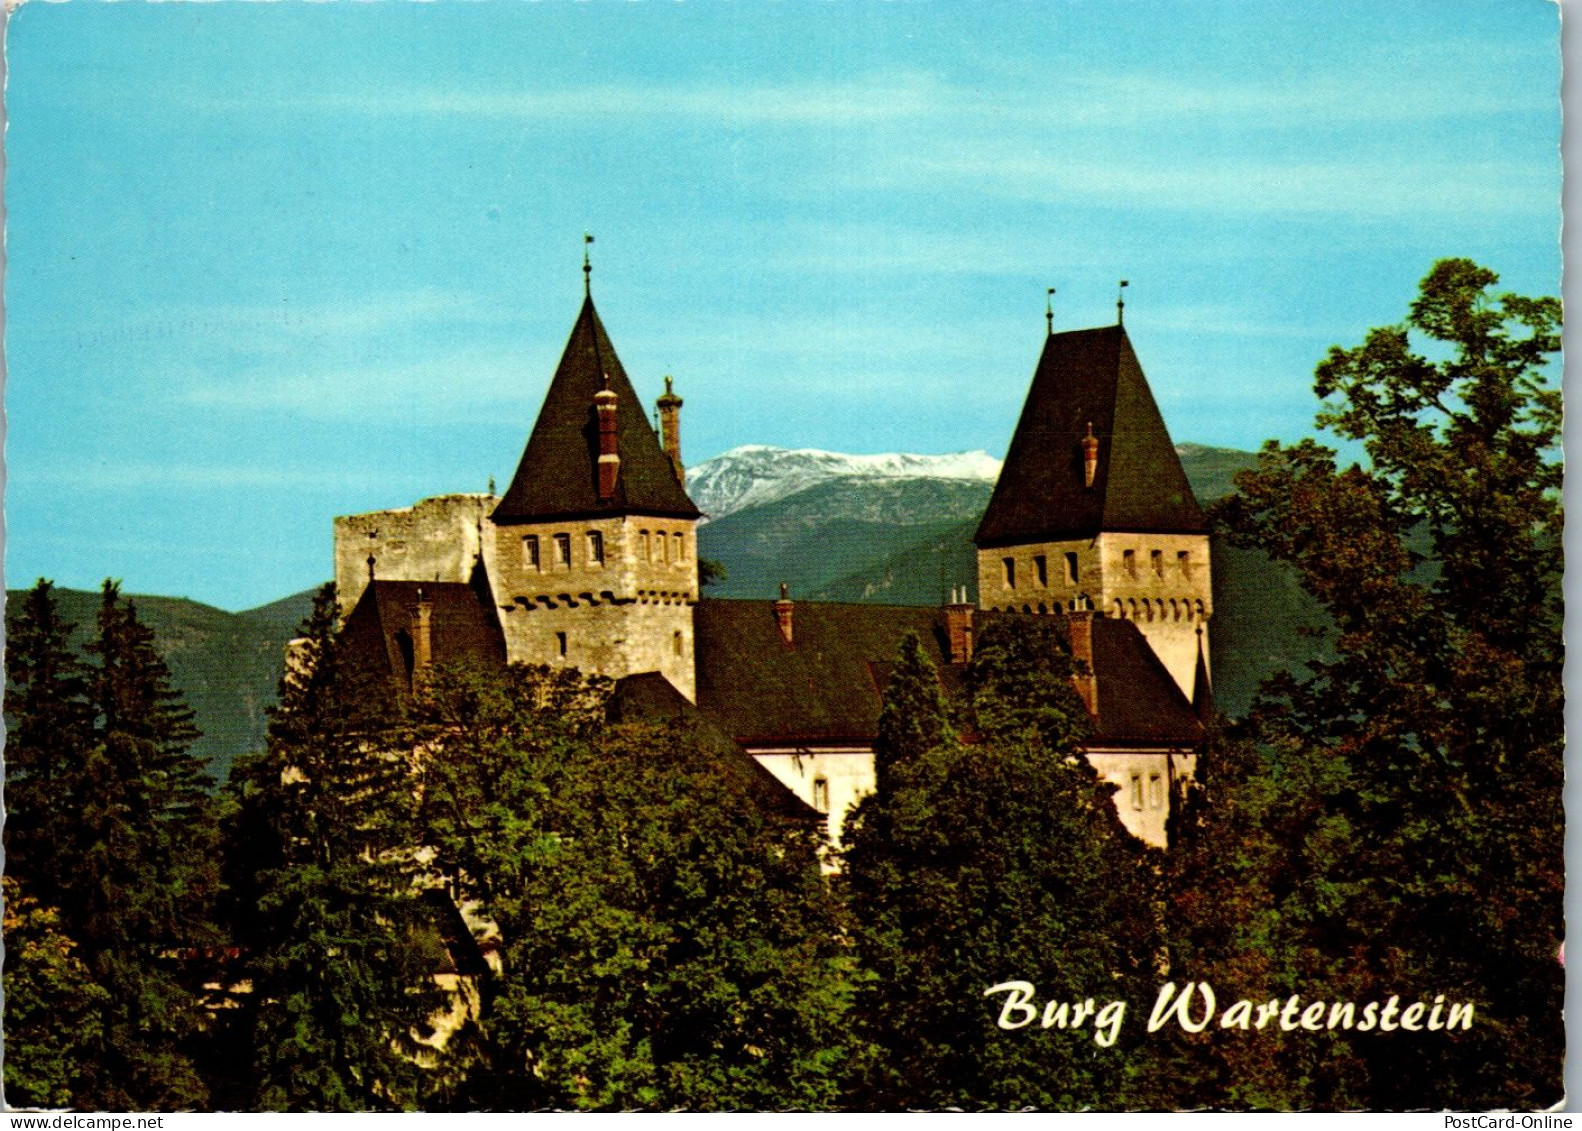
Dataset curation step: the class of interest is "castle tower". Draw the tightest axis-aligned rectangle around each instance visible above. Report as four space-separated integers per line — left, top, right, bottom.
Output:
489 286 701 699
974 321 1211 702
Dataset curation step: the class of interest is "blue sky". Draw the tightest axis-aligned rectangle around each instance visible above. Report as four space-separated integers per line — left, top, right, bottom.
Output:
5 0 1562 610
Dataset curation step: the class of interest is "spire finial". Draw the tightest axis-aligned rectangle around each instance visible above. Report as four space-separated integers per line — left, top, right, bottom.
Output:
583 233 594 295
1117 279 1129 325
1045 287 1056 335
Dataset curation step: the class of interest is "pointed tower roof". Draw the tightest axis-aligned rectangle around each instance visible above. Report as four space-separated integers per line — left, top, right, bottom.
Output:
1191 629 1214 722
493 296 700 524
975 324 1206 546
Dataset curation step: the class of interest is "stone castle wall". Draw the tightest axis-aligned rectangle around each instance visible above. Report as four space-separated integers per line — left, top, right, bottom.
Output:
334 494 497 618
490 514 698 700
977 530 1211 699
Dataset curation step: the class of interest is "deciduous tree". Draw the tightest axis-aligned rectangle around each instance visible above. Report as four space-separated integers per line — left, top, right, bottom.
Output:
1189 259 1563 1108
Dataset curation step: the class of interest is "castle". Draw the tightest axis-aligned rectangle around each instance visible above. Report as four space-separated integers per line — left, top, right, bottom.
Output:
332 265 1211 849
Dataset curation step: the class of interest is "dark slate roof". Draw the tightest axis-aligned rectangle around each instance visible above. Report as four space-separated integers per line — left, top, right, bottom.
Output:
693 599 1203 749
608 672 822 822
1083 616 1205 745
337 579 506 699
694 599 950 746
976 325 1207 546
1192 630 1214 721
493 296 700 524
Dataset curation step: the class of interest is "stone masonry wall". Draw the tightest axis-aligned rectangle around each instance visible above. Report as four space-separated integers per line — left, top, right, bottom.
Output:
976 531 1212 699
334 494 497 618
490 514 698 700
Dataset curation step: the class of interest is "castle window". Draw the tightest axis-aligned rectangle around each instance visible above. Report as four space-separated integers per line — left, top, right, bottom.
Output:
1034 555 1048 587
1129 772 1144 810
1151 549 1164 578
1065 552 1079 585
553 533 571 568
1148 772 1164 809
640 530 651 562
1003 557 1016 589
523 535 540 570
1195 598 1206 619
674 533 686 562
1170 598 1179 621
1178 550 1191 578
555 631 568 658
1123 549 1137 579
587 531 604 566
658 531 669 563
812 777 830 812
673 630 683 656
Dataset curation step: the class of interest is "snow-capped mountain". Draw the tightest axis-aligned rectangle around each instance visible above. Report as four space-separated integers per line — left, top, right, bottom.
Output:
687 444 1003 522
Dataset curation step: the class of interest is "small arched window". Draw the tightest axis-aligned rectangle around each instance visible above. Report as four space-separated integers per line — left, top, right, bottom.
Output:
673 630 683 656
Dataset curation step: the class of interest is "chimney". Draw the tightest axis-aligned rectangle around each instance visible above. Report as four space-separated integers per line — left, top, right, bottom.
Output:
1066 609 1098 718
1081 422 1100 489
412 586 433 676
774 581 794 646
944 585 975 664
657 375 684 484
595 376 620 502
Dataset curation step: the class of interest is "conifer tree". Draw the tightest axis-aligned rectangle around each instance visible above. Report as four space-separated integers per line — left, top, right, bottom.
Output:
871 631 952 794
4 580 94 900
228 584 445 1111
842 616 1158 1110
4 579 217 1109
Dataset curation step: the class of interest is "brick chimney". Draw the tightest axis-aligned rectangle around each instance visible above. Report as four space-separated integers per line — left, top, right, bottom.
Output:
944 585 975 664
774 582 794 646
1066 609 1098 718
657 375 684 484
595 376 620 502
412 586 434 675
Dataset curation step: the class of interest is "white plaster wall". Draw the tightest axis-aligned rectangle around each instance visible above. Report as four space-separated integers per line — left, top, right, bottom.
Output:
1084 748 1197 849
750 746 875 852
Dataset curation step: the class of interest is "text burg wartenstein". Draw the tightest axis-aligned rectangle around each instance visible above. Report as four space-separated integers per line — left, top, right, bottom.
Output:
985 981 1475 1048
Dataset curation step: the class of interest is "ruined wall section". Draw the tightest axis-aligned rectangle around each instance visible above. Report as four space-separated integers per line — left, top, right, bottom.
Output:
334 494 497 619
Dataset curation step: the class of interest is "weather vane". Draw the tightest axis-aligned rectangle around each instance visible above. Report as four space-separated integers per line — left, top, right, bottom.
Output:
1117 279 1129 325
584 233 594 293
1046 287 1056 335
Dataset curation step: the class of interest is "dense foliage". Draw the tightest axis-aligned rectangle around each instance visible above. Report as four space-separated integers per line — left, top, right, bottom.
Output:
1169 258 1563 1108
405 662 855 1110
4 580 218 1109
843 620 1162 1109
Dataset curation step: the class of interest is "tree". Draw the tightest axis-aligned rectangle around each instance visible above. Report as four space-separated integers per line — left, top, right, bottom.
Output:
871 632 952 794
841 617 1161 1110
3 580 217 1110
1194 259 1563 1108
227 584 445 1111
4 580 94 899
406 662 856 1111
2 877 111 1108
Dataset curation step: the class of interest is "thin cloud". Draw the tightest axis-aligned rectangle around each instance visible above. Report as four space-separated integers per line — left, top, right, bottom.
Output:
200 73 949 126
